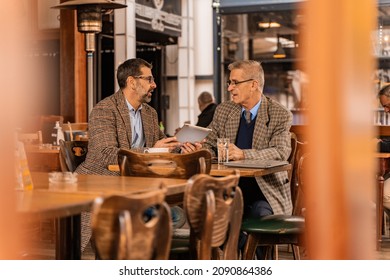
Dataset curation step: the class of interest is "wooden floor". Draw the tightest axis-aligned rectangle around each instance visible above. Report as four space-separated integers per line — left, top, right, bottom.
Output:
23 215 390 260
24 236 390 260
377 237 390 260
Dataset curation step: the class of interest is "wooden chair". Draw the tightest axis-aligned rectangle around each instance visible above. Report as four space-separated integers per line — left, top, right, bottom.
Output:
18 130 42 145
91 185 172 260
292 140 309 216
117 149 212 179
287 132 298 183
241 151 308 260
174 171 243 260
38 115 64 144
62 122 88 141
240 133 303 260
59 140 88 172
118 149 212 228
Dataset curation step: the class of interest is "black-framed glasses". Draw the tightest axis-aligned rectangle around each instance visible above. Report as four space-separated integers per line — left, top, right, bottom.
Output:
226 78 253 87
133 75 155 84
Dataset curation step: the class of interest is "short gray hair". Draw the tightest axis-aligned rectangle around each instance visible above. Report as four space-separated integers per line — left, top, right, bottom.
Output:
228 60 264 90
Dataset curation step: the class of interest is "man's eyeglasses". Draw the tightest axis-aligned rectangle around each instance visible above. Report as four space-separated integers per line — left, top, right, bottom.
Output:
133 75 155 84
226 78 253 87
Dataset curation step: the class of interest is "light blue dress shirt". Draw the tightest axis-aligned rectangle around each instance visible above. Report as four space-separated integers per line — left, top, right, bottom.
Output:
241 99 262 121
126 100 146 148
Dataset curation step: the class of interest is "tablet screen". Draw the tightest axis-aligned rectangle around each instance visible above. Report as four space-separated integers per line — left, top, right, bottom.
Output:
175 124 212 143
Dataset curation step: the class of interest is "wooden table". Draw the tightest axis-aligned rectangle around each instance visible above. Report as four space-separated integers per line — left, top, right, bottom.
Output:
108 163 291 177
375 153 390 250
30 172 186 197
210 163 291 177
17 172 187 260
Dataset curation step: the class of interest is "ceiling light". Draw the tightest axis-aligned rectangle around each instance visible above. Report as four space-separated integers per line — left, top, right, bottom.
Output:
258 21 281 29
273 35 286 59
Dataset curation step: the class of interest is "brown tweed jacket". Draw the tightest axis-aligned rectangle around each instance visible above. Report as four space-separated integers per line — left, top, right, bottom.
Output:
76 90 165 176
203 95 293 215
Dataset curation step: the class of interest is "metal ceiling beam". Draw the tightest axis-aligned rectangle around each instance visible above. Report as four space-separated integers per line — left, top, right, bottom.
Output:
219 0 304 15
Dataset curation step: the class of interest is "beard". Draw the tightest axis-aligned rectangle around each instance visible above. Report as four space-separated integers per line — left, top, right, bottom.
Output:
136 83 152 103
141 92 152 103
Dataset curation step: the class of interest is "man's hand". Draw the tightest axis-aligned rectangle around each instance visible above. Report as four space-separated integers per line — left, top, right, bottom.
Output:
154 137 180 152
180 142 203 154
228 143 245 161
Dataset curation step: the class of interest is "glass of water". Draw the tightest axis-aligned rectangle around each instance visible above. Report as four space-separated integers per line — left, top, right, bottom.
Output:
217 138 230 164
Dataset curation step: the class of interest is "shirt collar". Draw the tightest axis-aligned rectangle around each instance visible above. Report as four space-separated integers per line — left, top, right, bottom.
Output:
126 99 142 113
241 98 261 118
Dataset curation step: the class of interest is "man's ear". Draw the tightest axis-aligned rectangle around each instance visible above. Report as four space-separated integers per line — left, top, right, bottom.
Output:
126 76 135 89
251 80 259 91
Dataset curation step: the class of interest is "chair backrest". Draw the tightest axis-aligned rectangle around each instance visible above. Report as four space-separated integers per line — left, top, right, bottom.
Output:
183 170 243 260
91 185 172 260
18 131 42 145
62 122 88 141
287 132 298 182
294 152 310 216
59 139 88 172
39 115 64 144
290 139 308 213
117 149 212 179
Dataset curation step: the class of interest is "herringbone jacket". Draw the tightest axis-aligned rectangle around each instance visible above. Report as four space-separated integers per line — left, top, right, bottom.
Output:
76 90 165 175
203 95 293 215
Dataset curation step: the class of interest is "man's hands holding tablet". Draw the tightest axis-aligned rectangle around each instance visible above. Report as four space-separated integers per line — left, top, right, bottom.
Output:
174 124 211 153
175 124 211 143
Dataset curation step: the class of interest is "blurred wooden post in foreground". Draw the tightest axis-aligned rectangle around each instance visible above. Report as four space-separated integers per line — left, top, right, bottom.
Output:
300 0 376 258
0 2 32 259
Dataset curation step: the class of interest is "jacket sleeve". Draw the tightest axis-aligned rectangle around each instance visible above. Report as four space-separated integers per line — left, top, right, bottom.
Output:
87 104 123 167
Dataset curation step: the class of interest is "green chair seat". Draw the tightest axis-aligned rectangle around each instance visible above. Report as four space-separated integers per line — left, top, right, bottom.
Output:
170 228 190 255
170 238 190 254
241 215 305 235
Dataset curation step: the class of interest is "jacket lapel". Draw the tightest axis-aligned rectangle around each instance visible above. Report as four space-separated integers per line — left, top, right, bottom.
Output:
226 103 241 142
140 105 154 147
253 94 270 148
115 90 133 145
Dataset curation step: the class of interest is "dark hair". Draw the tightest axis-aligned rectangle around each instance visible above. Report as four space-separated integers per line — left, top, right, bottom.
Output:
116 58 153 89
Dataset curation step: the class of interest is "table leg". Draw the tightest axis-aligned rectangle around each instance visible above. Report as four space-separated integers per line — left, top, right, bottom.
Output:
55 215 81 259
377 176 384 251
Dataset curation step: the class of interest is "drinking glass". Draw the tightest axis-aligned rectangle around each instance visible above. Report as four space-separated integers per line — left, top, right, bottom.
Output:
217 138 230 164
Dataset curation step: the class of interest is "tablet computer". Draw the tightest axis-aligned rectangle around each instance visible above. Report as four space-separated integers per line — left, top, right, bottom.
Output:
175 124 212 143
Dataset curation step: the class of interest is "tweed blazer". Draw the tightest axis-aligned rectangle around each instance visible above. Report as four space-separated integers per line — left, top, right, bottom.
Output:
203 95 293 215
76 90 165 176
